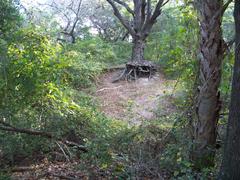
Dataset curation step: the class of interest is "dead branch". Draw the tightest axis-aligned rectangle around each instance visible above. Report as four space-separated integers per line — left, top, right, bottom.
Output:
112 68 127 83
96 86 122 92
11 166 38 172
0 120 88 152
64 140 87 153
0 120 53 138
56 141 70 162
46 172 80 180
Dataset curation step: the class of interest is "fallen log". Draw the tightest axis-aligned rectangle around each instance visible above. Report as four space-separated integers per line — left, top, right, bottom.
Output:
11 166 42 172
0 125 53 139
0 120 88 153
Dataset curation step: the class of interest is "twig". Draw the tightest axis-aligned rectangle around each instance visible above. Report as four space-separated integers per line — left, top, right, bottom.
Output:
96 86 122 92
56 141 70 162
112 68 127 83
47 172 79 180
62 141 73 159
64 140 88 153
11 166 40 172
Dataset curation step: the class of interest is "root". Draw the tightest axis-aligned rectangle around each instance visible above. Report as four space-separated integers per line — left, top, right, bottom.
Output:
112 68 127 83
112 60 157 83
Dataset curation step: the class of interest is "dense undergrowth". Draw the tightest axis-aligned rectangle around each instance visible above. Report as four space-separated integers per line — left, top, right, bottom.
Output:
0 27 190 179
0 29 215 179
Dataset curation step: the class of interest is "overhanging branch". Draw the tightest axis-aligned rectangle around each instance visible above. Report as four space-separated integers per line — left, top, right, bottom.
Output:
106 0 135 36
151 0 164 21
112 0 134 15
142 0 169 34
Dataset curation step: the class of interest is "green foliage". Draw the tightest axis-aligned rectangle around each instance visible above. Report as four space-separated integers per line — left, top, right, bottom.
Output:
0 29 108 165
63 47 105 88
0 29 63 163
2 29 63 108
0 25 133 171
0 0 21 35
82 116 129 167
0 2 236 179
222 4 234 41
67 37 117 64
220 52 234 108
111 40 131 64
145 6 198 95
0 172 11 180
66 37 131 65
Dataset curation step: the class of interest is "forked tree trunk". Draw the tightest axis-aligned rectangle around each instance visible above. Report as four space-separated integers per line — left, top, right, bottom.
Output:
219 1 240 179
107 0 168 81
106 0 168 62
132 37 145 62
192 0 225 169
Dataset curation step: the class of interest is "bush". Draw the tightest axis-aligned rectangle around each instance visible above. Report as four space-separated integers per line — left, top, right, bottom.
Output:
0 29 107 166
66 37 117 64
63 49 105 89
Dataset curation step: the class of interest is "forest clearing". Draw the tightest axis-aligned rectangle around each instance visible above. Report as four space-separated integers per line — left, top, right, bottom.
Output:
11 70 179 179
1 0 240 179
96 70 176 125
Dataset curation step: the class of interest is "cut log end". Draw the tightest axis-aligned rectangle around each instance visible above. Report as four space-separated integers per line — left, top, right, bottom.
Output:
112 60 157 83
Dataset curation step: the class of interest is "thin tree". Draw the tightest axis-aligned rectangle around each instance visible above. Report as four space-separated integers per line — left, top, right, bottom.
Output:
106 0 169 62
192 0 232 169
218 0 240 178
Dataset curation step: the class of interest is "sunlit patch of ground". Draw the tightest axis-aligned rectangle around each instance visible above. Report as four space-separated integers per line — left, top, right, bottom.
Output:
96 70 177 126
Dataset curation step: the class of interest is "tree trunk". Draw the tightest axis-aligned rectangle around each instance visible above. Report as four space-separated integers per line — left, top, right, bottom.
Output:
192 0 225 169
218 1 240 179
106 0 168 82
107 0 168 62
132 37 145 62
71 34 76 44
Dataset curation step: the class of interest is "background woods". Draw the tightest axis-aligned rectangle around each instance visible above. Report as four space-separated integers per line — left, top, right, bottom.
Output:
0 0 239 179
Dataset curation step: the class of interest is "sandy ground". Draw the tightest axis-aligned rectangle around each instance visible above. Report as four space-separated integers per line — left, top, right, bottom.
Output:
95 70 176 125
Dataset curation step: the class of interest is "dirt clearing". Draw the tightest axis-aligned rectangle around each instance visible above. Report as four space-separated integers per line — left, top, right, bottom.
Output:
96 70 177 125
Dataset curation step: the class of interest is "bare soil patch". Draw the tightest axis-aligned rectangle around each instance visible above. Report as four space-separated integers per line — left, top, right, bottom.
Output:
96 70 176 125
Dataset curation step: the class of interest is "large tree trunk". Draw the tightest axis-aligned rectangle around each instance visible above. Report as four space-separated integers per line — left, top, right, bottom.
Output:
107 0 168 82
218 1 240 179
192 0 225 169
132 37 145 62
107 0 167 62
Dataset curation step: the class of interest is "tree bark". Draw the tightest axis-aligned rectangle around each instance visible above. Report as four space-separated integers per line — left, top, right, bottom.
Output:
132 37 145 62
107 0 168 62
218 1 240 179
192 0 226 169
